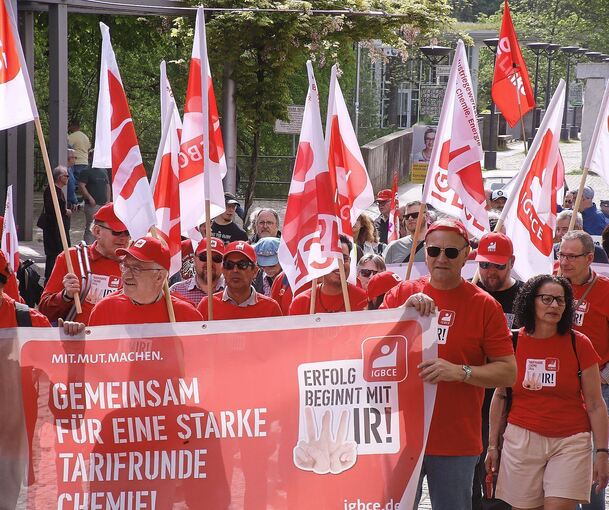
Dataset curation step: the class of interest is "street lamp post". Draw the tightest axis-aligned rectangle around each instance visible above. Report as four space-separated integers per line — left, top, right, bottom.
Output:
544 43 561 110
484 38 499 170
560 46 580 141
569 48 588 139
526 42 549 145
419 45 451 83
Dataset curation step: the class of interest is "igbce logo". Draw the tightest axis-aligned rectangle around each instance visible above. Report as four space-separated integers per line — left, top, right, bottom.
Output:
362 335 407 383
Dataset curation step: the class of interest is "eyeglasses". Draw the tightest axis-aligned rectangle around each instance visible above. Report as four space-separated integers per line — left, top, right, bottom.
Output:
536 294 566 306
198 253 223 264
98 224 130 237
359 268 379 278
479 262 507 270
557 252 589 261
426 245 468 259
223 259 254 270
404 212 419 220
258 221 276 227
119 262 162 277
377 200 390 206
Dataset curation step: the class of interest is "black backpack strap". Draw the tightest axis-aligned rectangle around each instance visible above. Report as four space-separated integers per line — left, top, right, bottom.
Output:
570 329 582 380
403 241 425 263
14 302 33 327
505 329 519 414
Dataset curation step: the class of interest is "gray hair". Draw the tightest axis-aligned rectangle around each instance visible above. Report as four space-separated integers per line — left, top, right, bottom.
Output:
557 209 583 229
255 208 279 226
405 200 424 209
562 229 595 254
358 253 386 271
52 165 67 181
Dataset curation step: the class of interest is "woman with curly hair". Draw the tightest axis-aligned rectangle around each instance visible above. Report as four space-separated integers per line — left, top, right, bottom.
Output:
486 275 608 510
353 214 385 262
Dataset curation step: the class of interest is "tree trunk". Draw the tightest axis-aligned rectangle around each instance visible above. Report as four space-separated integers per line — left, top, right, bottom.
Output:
244 125 260 226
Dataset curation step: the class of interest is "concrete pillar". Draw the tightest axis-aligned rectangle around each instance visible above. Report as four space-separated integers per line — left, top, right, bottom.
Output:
48 3 68 169
221 62 237 194
576 62 609 169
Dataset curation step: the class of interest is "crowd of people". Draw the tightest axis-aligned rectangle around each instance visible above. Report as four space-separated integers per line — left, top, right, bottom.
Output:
3 171 609 509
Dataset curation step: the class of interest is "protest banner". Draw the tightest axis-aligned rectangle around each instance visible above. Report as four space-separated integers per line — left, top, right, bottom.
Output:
5 310 437 509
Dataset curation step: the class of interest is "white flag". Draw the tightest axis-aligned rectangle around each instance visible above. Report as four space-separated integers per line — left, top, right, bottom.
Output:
422 40 489 238
1 185 19 271
0 0 37 130
586 80 609 183
501 80 566 280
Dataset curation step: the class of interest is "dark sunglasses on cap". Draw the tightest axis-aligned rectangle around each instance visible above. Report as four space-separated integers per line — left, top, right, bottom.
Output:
98 224 130 237
223 259 255 270
403 212 419 220
198 253 223 264
426 245 468 259
359 268 379 278
479 262 507 270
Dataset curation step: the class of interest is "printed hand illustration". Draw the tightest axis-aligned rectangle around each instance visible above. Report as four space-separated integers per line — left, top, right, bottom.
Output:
293 407 358 475
522 371 542 390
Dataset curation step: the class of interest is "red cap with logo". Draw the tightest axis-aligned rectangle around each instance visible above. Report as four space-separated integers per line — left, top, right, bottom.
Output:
367 271 402 301
425 219 469 244
196 237 225 257
116 237 170 271
377 189 393 202
475 232 513 265
94 203 128 232
224 240 257 264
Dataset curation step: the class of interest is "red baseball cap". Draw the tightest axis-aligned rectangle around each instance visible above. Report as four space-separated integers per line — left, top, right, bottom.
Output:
425 219 469 244
224 240 257 264
475 232 513 264
367 271 402 301
94 203 128 232
116 237 170 271
377 189 393 202
181 239 194 257
196 237 225 257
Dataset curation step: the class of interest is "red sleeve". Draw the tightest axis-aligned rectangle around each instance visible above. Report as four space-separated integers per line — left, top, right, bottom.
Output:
265 297 283 317
39 251 73 321
173 298 203 322
575 330 602 371
88 301 107 326
288 293 310 316
381 281 414 309
481 294 514 358
197 297 210 321
29 310 51 327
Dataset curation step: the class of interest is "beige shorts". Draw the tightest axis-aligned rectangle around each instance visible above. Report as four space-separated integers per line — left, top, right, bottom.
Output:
496 423 592 508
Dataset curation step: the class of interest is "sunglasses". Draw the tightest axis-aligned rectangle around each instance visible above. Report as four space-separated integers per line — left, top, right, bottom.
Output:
404 212 419 220
223 259 254 270
98 224 130 237
479 262 507 270
359 268 379 278
198 253 223 264
426 245 468 259
536 294 566 306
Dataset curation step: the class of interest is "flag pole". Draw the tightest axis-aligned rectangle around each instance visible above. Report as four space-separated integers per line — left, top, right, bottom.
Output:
405 202 426 280
34 119 82 314
338 259 351 312
309 278 317 313
514 69 528 155
149 226 176 322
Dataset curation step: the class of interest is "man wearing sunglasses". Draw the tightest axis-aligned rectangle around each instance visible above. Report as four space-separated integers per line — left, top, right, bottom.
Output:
382 219 516 510
384 201 431 264
170 238 225 306
197 241 282 320
88 237 202 325
374 189 393 245
40 203 129 325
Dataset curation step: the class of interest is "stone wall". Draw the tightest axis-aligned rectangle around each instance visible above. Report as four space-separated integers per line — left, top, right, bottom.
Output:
361 129 413 191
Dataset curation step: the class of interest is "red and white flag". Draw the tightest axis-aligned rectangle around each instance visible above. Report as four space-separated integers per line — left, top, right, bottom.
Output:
492 0 535 128
150 61 182 275
325 64 374 238
501 80 565 280
0 0 37 130
1 185 18 271
422 40 489 238
278 61 342 291
92 22 156 240
586 79 609 183
387 172 400 243
179 7 226 232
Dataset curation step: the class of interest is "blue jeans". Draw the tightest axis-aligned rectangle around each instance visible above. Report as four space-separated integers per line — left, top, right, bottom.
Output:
414 455 479 510
579 384 609 510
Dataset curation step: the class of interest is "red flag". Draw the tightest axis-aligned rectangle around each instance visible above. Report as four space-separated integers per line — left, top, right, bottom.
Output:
492 0 535 128
325 64 374 239
278 61 342 291
151 61 182 275
179 7 226 232
92 23 156 240
0 0 37 130
387 173 399 243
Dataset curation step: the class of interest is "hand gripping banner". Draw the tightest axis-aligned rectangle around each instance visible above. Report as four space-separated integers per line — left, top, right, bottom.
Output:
1 310 437 509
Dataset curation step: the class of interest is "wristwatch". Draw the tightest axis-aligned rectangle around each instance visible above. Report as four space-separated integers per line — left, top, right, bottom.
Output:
462 364 472 382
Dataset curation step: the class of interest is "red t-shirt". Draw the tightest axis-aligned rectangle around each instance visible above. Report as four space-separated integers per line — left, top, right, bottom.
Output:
40 242 122 325
89 292 202 326
198 292 282 321
382 277 514 456
571 273 609 365
289 283 367 315
0 293 51 327
509 329 600 437
270 271 311 315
